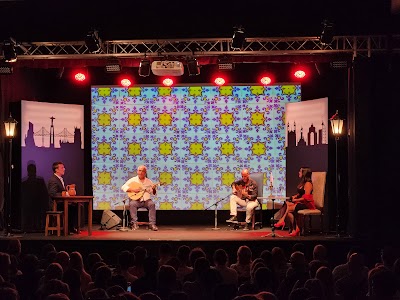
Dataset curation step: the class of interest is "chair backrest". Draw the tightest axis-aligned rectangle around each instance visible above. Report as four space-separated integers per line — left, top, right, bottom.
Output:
250 172 264 200
311 171 326 210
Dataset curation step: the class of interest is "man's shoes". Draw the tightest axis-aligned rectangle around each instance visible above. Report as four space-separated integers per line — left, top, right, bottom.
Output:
226 216 238 223
130 223 139 230
150 224 158 231
69 228 80 234
243 223 251 231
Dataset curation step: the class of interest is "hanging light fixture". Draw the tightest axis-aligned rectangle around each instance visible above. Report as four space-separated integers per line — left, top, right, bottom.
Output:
320 19 334 46
231 25 246 50
2 38 18 63
85 30 102 54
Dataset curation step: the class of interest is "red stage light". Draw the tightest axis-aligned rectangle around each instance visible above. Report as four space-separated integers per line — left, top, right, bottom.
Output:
120 78 132 87
294 69 306 79
260 76 272 85
162 78 174 86
74 72 86 82
214 77 226 86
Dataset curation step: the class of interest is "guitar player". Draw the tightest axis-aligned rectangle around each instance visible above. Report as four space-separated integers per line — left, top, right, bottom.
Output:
121 165 158 231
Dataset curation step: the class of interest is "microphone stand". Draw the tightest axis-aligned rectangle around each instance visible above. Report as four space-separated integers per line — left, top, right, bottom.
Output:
119 198 129 232
205 194 231 230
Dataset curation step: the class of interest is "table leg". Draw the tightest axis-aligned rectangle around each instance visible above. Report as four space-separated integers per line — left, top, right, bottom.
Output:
64 200 69 236
88 199 92 236
77 204 81 233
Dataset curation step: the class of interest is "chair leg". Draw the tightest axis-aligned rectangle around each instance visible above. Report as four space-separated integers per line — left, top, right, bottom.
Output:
308 215 312 234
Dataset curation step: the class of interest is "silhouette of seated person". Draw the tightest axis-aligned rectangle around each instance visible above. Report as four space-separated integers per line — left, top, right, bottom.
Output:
21 162 48 232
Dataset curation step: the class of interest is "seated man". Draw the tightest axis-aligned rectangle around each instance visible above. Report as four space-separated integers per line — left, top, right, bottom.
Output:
226 168 259 230
121 165 158 231
47 161 78 234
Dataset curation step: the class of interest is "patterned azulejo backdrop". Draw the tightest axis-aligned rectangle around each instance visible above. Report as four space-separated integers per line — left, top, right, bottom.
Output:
91 84 301 210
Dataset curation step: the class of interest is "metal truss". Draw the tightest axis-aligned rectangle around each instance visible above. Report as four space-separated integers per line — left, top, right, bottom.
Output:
8 35 400 60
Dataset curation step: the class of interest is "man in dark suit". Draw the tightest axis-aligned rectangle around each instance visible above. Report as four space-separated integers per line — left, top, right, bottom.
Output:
47 161 78 234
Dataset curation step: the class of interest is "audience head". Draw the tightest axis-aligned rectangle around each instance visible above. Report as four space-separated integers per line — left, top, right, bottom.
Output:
188 247 206 267
380 245 397 268
260 250 273 268
42 279 70 299
370 266 397 298
271 247 286 266
289 251 306 271
45 293 70 300
143 256 159 275
44 262 64 281
0 287 19 300
312 244 327 261
6 239 22 257
256 291 278 300
304 278 324 298
106 284 125 297
139 292 161 300
213 248 229 266
54 251 70 271
348 252 365 274
117 250 135 271
84 287 109 300
236 245 252 265
62 268 81 290
308 259 327 278
87 252 104 272
253 267 273 291
133 246 147 265
157 265 177 289
288 287 311 300
176 245 191 265
292 243 306 255
69 251 85 272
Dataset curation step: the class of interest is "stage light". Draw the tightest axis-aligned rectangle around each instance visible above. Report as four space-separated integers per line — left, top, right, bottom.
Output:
74 72 86 82
260 76 272 85
187 57 200 76
138 59 151 77
105 60 122 73
85 30 102 54
120 78 132 87
218 56 234 70
330 61 348 69
162 78 174 86
294 69 306 79
2 38 17 63
232 25 245 50
214 77 226 86
0 64 13 75
320 19 334 46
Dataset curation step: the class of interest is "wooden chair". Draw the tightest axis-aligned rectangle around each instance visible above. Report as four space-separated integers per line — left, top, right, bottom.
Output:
234 172 264 230
297 171 327 235
45 211 63 236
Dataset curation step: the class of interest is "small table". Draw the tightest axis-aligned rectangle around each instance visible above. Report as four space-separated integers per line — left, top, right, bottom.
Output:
52 196 93 236
257 195 290 237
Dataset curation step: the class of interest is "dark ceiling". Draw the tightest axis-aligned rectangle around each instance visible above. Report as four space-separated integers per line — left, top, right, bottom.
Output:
0 0 399 43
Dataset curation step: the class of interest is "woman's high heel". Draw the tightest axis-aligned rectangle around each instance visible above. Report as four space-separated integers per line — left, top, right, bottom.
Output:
274 220 285 228
289 228 300 237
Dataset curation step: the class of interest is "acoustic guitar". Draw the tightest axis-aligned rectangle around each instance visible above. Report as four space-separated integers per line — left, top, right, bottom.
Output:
127 181 164 201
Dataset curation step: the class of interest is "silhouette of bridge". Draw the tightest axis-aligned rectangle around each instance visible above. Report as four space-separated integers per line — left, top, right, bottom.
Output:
33 127 74 147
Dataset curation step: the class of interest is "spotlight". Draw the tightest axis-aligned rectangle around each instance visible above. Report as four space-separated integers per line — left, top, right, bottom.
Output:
187 57 200 76
0 63 13 75
320 20 334 46
2 38 17 63
218 56 234 70
330 61 348 69
232 25 245 50
105 60 122 73
85 30 102 53
138 59 151 77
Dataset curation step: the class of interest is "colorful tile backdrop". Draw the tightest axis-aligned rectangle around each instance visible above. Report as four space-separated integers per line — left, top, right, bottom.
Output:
91 84 301 210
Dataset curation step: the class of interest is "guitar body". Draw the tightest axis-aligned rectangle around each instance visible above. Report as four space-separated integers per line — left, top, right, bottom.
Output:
127 181 164 201
127 190 145 201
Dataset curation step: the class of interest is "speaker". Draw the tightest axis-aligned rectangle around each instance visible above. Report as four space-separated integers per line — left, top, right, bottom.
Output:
101 210 121 229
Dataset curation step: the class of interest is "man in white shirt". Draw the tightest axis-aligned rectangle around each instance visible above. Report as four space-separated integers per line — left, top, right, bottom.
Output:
121 165 158 231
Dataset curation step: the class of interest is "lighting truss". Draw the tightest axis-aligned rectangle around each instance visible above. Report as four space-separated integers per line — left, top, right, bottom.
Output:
0 35 398 61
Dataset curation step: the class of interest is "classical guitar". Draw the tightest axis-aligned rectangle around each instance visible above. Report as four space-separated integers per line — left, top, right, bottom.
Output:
127 182 164 201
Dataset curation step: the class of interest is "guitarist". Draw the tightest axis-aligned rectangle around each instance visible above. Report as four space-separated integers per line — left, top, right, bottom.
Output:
121 165 158 231
226 168 259 231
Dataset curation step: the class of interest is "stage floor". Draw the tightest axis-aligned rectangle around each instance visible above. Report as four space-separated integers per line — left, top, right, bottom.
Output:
2 224 352 242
